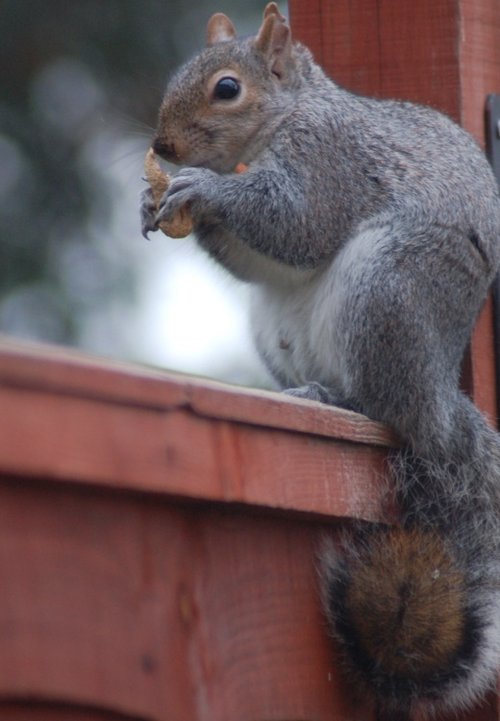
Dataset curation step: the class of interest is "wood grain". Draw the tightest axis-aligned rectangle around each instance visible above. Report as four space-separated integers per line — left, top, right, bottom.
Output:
0 703 144 720
289 0 461 116
0 339 387 720
0 339 391 719
0 338 397 447
0 482 374 721
0 339 394 522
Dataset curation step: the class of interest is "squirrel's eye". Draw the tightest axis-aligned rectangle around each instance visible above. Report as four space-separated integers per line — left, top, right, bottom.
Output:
213 77 240 101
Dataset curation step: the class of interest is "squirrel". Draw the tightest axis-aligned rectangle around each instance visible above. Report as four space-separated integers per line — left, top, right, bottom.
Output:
140 4 500 719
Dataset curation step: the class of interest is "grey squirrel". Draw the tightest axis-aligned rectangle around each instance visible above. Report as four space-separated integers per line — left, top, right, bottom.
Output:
140 4 500 719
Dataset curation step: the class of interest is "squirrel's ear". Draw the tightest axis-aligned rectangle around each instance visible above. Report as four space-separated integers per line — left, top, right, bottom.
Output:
263 2 286 22
254 11 291 79
206 13 237 46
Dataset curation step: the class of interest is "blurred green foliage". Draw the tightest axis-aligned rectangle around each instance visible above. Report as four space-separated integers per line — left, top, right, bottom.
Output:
0 0 263 347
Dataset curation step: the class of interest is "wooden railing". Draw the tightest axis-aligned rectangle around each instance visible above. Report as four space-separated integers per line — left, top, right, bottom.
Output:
0 338 393 721
0 338 497 721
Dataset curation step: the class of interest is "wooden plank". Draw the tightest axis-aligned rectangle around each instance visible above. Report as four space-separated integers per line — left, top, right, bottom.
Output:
289 0 460 116
0 338 397 448
186 381 398 448
459 0 500 142
0 481 374 721
0 339 396 521
0 382 391 523
0 704 137 721
0 483 190 721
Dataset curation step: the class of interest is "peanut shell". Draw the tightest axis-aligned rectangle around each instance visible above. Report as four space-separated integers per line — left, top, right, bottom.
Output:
144 148 193 238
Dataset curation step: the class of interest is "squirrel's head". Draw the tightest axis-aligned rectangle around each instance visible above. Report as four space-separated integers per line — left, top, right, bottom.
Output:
153 3 301 173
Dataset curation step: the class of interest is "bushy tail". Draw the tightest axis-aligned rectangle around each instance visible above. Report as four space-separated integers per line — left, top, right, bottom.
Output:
321 407 500 719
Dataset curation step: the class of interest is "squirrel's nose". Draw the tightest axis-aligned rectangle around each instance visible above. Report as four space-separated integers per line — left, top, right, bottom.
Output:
152 138 178 162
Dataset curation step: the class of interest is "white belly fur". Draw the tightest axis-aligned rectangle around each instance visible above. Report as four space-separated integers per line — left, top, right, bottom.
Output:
250 221 390 393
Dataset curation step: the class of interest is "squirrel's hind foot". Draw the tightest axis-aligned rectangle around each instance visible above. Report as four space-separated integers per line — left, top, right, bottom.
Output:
284 381 356 411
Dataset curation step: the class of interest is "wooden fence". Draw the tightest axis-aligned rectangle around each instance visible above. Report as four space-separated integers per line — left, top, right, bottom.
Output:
0 336 496 721
0 339 395 721
0 0 499 718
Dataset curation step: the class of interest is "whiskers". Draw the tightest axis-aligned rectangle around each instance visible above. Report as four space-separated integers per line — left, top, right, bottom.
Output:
111 110 156 138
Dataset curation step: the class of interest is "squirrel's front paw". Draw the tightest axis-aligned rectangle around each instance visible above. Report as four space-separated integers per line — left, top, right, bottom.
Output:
156 167 219 226
140 187 159 238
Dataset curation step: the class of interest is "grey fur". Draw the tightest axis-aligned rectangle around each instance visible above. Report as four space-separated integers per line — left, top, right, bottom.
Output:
141 8 500 716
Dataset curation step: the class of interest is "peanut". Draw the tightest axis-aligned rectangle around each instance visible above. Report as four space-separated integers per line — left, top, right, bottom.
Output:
143 148 193 239
143 149 249 239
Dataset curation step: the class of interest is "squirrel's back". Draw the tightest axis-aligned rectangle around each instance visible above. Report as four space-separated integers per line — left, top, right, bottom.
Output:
276 79 500 265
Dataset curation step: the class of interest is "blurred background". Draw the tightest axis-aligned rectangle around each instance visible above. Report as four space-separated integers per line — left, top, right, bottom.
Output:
0 0 282 387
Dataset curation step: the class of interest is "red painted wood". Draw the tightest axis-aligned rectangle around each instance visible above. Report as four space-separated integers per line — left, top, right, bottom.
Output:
0 340 395 523
459 0 500 142
289 0 461 117
0 481 372 721
0 338 396 448
0 340 395 719
0 703 139 721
